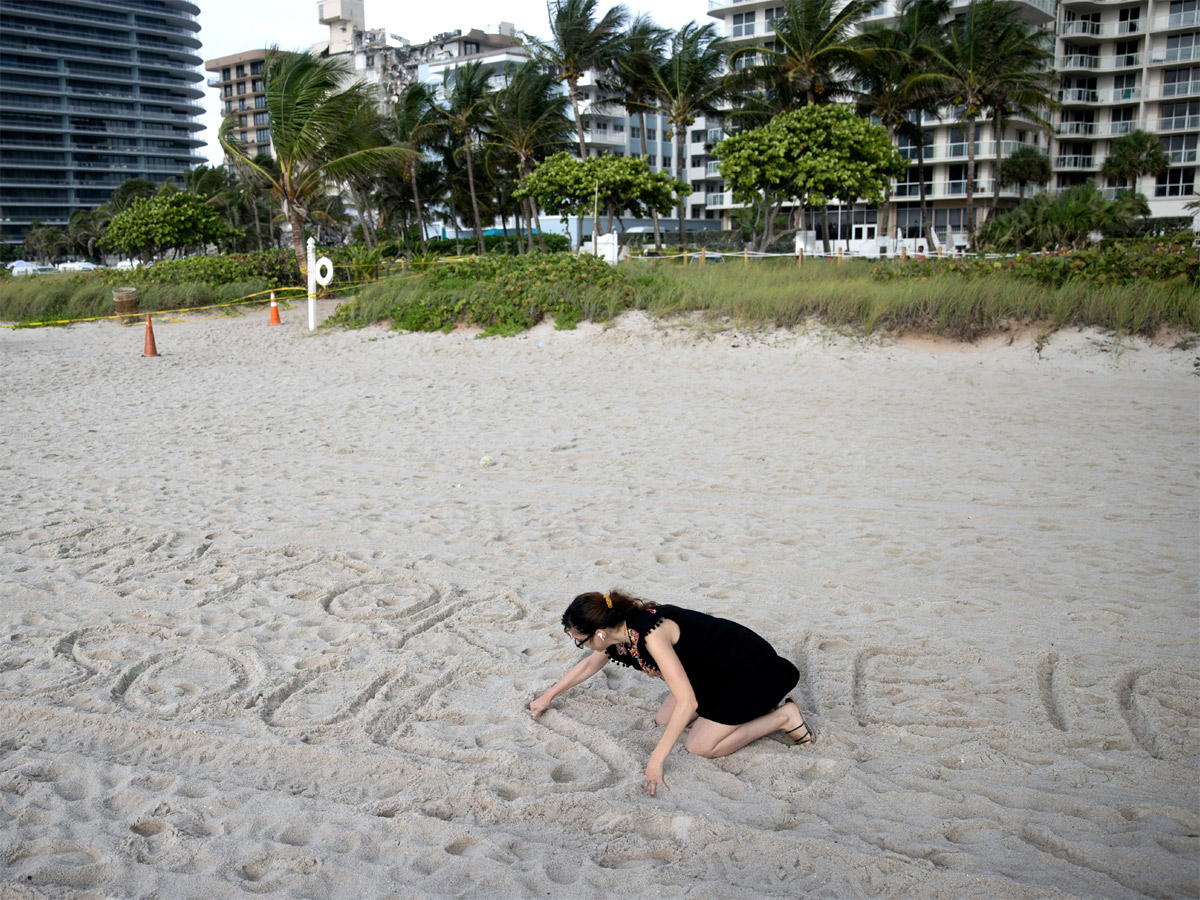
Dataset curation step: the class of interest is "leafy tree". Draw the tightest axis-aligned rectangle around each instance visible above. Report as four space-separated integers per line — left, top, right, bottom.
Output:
514 152 687 241
978 180 1149 250
731 0 876 108
528 0 629 161
859 0 951 244
1101 129 1170 192
487 61 575 252
716 104 906 252
108 178 156 212
219 48 413 276
429 61 494 255
388 82 438 254
906 0 1055 247
103 192 240 262
999 145 1052 199
642 22 728 244
24 222 68 264
601 14 670 250
67 208 108 260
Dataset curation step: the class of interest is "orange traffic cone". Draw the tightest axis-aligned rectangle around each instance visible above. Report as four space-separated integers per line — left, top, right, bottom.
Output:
143 314 159 357
268 291 281 326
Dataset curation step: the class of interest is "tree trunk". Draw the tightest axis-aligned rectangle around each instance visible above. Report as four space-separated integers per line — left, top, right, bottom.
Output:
640 110 663 253
990 109 1004 218
821 205 832 255
410 163 428 254
675 124 687 252
966 115 977 248
569 78 587 249
463 138 486 256
288 202 306 282
352 186 374 249
917 141 935 250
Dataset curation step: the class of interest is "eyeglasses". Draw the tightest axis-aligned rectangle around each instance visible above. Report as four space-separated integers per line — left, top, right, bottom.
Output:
570 632 593 650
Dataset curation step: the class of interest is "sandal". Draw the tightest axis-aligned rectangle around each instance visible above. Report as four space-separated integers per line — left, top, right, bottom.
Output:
783 697 817 746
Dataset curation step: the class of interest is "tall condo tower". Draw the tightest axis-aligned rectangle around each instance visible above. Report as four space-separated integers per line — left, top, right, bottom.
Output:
0 0 206 246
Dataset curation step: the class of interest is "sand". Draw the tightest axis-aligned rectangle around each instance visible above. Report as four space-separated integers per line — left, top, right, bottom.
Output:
0 303 1196 899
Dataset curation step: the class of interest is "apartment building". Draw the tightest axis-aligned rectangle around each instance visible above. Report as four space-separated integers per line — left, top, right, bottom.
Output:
0 0 206 245
204 50 270 158
705 0 1198 249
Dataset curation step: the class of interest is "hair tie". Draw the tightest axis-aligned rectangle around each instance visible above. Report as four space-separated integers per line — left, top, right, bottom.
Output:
603 594 612 608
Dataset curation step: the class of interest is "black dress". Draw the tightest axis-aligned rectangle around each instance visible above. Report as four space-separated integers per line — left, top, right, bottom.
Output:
605 604 799 726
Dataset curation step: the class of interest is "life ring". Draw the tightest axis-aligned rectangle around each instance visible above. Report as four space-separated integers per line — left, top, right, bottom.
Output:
315 256 334 286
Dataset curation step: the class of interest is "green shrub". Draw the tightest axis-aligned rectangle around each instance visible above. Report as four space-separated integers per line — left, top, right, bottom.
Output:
420 233 570 256
327 252 635 335
104 249 301 289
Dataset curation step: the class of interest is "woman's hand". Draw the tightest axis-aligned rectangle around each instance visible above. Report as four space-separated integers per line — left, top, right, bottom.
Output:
529 692 554 717
642 756 669 797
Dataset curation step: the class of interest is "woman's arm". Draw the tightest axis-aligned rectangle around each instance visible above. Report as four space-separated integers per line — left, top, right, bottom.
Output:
529 651 609 717
642 623 697 796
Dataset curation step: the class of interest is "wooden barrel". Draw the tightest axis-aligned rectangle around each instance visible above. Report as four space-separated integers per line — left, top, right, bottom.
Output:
112 287 138 325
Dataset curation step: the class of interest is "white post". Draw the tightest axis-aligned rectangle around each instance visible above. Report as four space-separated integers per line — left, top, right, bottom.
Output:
306 236 317 331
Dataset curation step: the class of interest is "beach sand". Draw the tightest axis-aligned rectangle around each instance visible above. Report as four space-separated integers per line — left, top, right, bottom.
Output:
0 303 1196 899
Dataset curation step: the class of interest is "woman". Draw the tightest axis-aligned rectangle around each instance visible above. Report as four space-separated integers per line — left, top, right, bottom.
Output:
529 590 815 796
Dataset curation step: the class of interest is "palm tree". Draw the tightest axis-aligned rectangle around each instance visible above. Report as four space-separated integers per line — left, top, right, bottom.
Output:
67 208 107 260
906 0 1053 247
389 82 438 254
430 60 494 255
999 144 1052 199
859 0 951 247
732 0 877 107
1101 129 1170 194
487 61 575 252
219 48 413 276
601 14 670 250
528 0 629 160
643 22 728 245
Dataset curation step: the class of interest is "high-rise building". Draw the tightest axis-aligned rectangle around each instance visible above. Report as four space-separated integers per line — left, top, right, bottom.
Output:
204 50 270 158
0 0 206 246
705 0 1199 249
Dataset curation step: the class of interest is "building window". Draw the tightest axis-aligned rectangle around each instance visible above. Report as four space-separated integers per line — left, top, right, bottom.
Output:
254 111 269 125
764 7 785 32
630 125 641 138
251 61 264 75
239 115 247 127
365 55 375 68
613 122 624 132
690 155 704 167
236 83 246 95
223 100 233 113
464 42 479 55
223 85 232 97
646 128 656 140
662 156 671 168
1155 166 1195 195
732 12 755 37
1165 33 1198 64
236 64 246 77
256 128 271 143
691 130 704 143
252 79 264 92
255 95 266 108
221 68 230 81
1162 66 1200 97
1161 133 1198 163
238 98 247 110
1161 99 1199 130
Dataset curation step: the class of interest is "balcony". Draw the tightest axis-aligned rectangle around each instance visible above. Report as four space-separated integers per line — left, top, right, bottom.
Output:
1055 155 1098 169
1060 21 1101 38
705 160 721 176
1154 80 1200 99
1057 53 1142 71
1106 120 1142 135
1056 121 1097 136
1060 88 1100 104
706 128 724 143
1150 10 1200 31
1157 114 1200 132
1167 148 1199 164
1149 46 1200 65
582 130 624 145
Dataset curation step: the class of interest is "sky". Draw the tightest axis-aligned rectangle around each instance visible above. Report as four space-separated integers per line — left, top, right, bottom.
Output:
195 0 709 163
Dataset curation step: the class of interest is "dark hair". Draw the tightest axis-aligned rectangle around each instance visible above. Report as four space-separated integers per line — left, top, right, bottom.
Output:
561 589 648 637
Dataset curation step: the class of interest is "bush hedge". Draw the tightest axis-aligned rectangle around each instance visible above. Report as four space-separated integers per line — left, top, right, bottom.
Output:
327 252 636 335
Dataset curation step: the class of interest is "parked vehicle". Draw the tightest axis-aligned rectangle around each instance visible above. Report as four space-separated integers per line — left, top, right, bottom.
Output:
58 261 98 272
11 263 59 276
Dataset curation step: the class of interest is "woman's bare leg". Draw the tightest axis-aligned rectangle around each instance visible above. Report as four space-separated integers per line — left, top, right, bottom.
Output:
654 693 698 728
684 700 808 759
